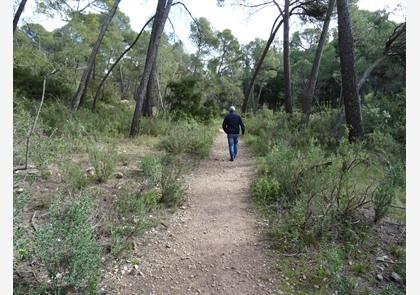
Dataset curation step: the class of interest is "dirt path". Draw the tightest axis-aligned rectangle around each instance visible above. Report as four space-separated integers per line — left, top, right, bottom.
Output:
104 130 279 294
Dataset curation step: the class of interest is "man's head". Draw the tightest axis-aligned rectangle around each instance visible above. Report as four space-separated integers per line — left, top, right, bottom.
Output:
229 105 236 113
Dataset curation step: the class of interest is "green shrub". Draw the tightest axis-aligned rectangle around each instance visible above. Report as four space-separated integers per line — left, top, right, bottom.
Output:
379 283 405 295
140 116 171 136
165 78 219 122
140 155 161 185
351 262 371 275
142 190 161 210
364 130 403 161
253 134 386 247
373 183 394 223
251 176 280 205
111 189 157 256
160 156 185 207
13 192 32 263
88 144 117 182
159 120 215 158
65 162 88 190
35 193 101 294
329 275 354 295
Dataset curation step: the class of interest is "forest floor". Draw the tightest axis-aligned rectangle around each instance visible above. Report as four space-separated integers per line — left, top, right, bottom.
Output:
100 130 281 294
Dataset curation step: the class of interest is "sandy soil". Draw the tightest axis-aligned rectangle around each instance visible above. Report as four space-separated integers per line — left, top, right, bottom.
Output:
103 130 279 294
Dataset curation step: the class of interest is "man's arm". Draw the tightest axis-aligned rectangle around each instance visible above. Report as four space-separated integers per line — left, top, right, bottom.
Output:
239 117 245 135
222 116 228 134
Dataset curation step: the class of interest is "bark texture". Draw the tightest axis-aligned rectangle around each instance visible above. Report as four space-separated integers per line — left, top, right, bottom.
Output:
130 0 173 136
302 0 336 120
142 63 156 117
71 0 121 112
92 15 154 111
13 0 28 34
283 0 293 113
336 0 364 141
241 17 283 113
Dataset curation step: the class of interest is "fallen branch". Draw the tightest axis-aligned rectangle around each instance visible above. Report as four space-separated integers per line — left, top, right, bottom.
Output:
31 211 39 232
281 252 300 257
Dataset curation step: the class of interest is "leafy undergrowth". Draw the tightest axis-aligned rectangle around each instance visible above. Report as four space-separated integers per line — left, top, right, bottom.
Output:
13 98 218 294
246 108 406 295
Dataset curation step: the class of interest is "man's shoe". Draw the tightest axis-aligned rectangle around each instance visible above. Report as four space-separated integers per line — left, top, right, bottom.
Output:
229 158 234 161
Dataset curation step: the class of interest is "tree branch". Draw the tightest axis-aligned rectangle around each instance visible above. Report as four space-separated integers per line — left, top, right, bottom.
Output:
13 69 59 172
92 15 155 111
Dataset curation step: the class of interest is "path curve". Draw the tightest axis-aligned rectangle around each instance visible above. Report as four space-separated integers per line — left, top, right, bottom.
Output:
105 130 279 294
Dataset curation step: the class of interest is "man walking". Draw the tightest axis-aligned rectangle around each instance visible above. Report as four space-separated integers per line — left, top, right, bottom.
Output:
222 106 245 161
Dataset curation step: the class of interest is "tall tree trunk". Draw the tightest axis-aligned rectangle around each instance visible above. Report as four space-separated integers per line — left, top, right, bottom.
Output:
217 47 227 77
254 85 263 113
130 0 173 136
70 0 121 112
13 0 28 34
92 59 96 81
118 64 125 95
193 45 202 75
91 15 154 111
336 0 364 141
283 0 292 114
142 62 156 117
242 17 284 112
302 0 336 121
155 72 165 111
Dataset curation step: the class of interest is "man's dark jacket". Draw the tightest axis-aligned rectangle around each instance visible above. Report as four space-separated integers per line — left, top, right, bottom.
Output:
222 112 245 135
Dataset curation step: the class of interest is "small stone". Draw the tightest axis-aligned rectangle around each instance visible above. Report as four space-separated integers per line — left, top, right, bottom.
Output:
391 272 402 283
376 274 384 281
17 188 24 193
115 172 124 179
28 168 40 175
376 255 388 262
86 167 95 176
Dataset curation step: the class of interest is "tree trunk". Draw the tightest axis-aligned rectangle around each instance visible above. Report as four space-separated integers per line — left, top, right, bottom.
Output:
13 0 28 34
118 64 125 95
142 62 156 117
242 17 284 112
217 47 227 77
156 72 165 111
283 0 292 114
70 0 121 112
302 0 336 121
130 0 173 136
254 85 263 113
92 59 96 81
193 46 202 75
336 0 364 141
91 15 154 111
